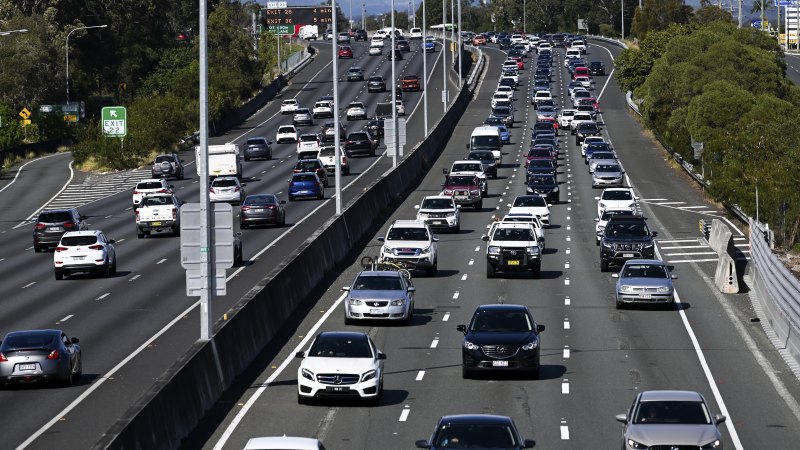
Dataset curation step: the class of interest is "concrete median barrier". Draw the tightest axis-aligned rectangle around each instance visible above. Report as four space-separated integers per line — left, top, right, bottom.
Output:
708 219 739 294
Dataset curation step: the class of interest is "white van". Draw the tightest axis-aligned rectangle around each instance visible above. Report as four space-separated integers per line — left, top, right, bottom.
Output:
564 48 581 66
197 143 242 179
468 126 502 165
409 27 423 39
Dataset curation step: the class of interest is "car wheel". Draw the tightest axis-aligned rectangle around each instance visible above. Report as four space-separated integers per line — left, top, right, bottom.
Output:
111 259 117 275
486 263 495 279
103 262 112 278
54 269 63 281
454 224 460 234
616 299 624 309
600 260 610 272
475 200 483 211
244 156 250 162
462 365 472 379
240 222 248 230
289 196 295 202
172 227 180 236
530 366 540 379
297 393 309 405
426 262 437 277
76 356 83 377
137 232 144 239
63 371 74 387
664 301 675 311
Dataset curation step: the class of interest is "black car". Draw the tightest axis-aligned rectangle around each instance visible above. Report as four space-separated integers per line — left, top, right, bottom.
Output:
498 77 516 90
457 304 545 379
151 153 185 179
320 121 346 143
599 215 657 271
530 121 556 137
534 67 551 81
367 119 384 141
467 150 497 178
584 141 613 161
345 131 377 156
526 174 559 204
387 49 403 60
243 137 272 161
490 106 514 127
525 160 557 181
355 29 368 41
367 76 386 92
416 414 536 449
240 194 285 228
575 121 602 144
33 208 88 252
588 60 606 76
396 39 411 52
498 38 511 49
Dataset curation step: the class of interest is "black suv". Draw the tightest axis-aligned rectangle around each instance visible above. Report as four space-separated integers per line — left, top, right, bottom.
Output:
526 174 559 204
243 137 272 161
344 132 377 156
599 215 657 272
151 153 185 179
575 121 602 145
367 76 386 93
33 208 88 252
355 29 368 41
588 60 606 76
367 119 384 141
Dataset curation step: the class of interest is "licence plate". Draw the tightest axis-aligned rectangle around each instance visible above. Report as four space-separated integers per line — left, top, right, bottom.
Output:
434 220 445 225
455 196 468 201
252 209 265 213
151 222 162 226
72 256 85 260
507 260 520 266
492 360 509 367
370 309 382 314
48 227 60 231
326 386 350 392
19 364 35 371
639 293 652 299
623 253 634 258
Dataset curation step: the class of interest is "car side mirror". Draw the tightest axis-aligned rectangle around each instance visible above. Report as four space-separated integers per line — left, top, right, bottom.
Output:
433 237 439 242
536 324 545 333
415 440 430 448
181 159 185 162
442 168 449 174
481 235 489 241
594 218 600 222
611 273 619 278
456 205 462 209
279 200 286 205
594 196 600 200
456 324 467 333
377 237 385 242
241 183 247 187
341 286 350 291
377 352 387 360
651 231 658 237
465 143 469 149
523 439 536 448
295 351 305 358
81 215 88 220
714 414 726 425
71 337 80 344
615 413 627 423
108 239 116 244
414 205 420 209
407 286 416 292
671 274 678 279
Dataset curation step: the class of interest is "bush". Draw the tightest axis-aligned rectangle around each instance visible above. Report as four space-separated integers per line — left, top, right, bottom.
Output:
598 24 618 38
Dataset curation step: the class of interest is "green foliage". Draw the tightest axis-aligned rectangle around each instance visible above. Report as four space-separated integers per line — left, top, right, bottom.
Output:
599 24 618 38
0 104 24 149
631 0 692 39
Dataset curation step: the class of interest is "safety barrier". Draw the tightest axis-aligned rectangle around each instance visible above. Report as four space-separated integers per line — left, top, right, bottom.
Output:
707 219 739 293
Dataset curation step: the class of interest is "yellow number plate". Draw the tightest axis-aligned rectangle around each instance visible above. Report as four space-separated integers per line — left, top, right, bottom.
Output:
507 260 520 266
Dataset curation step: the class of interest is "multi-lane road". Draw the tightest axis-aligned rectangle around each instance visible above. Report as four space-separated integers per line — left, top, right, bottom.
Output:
178 42 800 449
0 39 459 449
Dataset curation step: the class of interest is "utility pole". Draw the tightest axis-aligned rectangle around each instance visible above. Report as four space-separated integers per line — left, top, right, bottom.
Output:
198 0 212 341
738 0 743 28
423 0 428 135
457 0 461 87
621 0 625 41
332 1 343 213
442 0 448 109
391 0 399 168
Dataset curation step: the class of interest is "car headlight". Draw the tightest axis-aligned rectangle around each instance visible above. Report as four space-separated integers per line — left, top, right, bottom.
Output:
382 245 392 254
521 339 539 350
527 246 540 255
488 246 500 255
657 286 671 293
464 340 479 350
620 285 633 293
361 369 377 382
470 189 479 195
700 439 722 449
390 298 405 306
602 241 614 248
301 368 315 381
553 186 559 192
626 439 647 449
643 242 654 248
421 246 431 253
526 186 534 193
349 298 363 305
599 202 606 209
443 189 454 195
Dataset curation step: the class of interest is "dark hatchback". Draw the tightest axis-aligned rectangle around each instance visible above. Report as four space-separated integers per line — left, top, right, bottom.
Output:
490 106 514 127
457 304 545 379
575 121 602 144
467 150 498 178
396 39 411 52
367 76 386 92
588 60 606 75
293 159 329 187
599 215 657 271
240 194 286 228
526 174 559 204
243 137 272 161
345 132 377 156
33 209 87 252
416 414 536 449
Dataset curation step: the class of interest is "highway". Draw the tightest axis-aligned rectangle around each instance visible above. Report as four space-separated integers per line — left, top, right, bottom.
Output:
185 42 800 449
0 38 459 449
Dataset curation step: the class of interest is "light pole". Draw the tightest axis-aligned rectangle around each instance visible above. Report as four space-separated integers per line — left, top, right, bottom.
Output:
391 0 399 167
442 0 447 109
332 1 343 213
457 0 461 87
198 0 212 341
0 28 28 37
423 0 428 134
621 0 625 41
523 0 526 34
66 24 107 103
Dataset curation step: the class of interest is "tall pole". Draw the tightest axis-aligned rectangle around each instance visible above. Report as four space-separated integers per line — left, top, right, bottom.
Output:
277 35 281 74
423 0 428 135
65 24 107 103
363 3 366 30
524 0 526 34
391 0 399 168
198 0 213 341
333 1 343 214
412 0 417 27
621 0 625 41
738 0 743 28
442 0 447 109
349 0 353 30
457 0 461 87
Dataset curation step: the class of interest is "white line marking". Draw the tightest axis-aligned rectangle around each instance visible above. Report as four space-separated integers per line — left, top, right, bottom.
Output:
564 262 570 269
660 245 708 249
22 282 35 289
474 246 480 251
668 258 720 263
651 201 686 205
468 259 474 265
443 312 450 322
562 380 569 394
657 239 701 243
430 338 439 348
566 236 571 242
566 248 570 254
461 274 467 281
679 205 711 209
564 319 570 330
0 153 65 195
416 370 425 381
563 346 570 359
399 407 411 422
665 251 717 256
452 291 459 299
156 258 167 264
59 314 74 322
96 293 110 301
560 425 570 440
564 277 570 286
564 296 570 306
129 274 141 281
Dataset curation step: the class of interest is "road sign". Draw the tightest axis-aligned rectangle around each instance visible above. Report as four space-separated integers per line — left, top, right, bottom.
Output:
63 114 78 122
101 106 127 137
266 1 288 7
21 119 31 127
262 6 333 26
180 202 235 296
268 25 294 35
19 107 31 119
775 0 800 6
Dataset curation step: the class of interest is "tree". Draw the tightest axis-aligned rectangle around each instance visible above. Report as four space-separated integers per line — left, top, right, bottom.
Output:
692 2 733 25
630 0 692 39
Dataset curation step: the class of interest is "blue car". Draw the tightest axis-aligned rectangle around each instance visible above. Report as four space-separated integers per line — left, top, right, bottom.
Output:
424 37 436 53
288 172 324 201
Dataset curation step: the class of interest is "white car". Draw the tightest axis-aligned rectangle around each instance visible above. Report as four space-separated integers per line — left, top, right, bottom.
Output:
558 109 576 128
495 85 514 100
296 331 385 405
570 112 595 133
501 71 519 85
495 212 547 250
575 75 592 89
447 160 488 195
54 230 116 280
491 92 511 109
510 34 524 44
502 60 518 71
509 195 551 227
244 436 324 450
370 36 385 47
132 178 172 208
297 133 321 158
395 100 405 116
537 42 553 52
368 45 382 55
581 136 607 156
572 89 593 107
346 102 367 120
276 125 298 144
377 219 439 276
596 187 638 217
408 27 423 39
415 195 460 232
312 101 333 119
209 176 245 204
280 99 299 114
532 90 552 105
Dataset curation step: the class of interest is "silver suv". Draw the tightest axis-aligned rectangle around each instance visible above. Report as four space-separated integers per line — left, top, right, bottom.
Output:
377 220 439 276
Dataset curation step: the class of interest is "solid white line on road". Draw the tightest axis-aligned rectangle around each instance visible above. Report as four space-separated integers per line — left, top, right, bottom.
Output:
657 239 701 243
15 161 75 229
430 338 439 348
560 424 570 440
474 246 480 251
679 205 712 209
640 198 668 201
22 282 35 289
562 380 570 394
0 153 66 195
564 319 570 330
651 201 686 205
26 246 33 250
660 245 708 249
156 258 167 264
399 406 411 422
96 293 110 301
461 274 467 281
665 251 717 256
59 314 74 323
104 215 113 219
443 312 450 322
116 238 125 243
563 346 571 359
452 291 459 299
566 248 571 255
125 206 133 211
668 258 719 263
564 277 570 286
129 274 141 282
416 371 425 381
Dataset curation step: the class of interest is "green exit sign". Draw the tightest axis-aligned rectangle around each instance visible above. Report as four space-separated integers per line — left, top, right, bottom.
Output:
268 25 293 35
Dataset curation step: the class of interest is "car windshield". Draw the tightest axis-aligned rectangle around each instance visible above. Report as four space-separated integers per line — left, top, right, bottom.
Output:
601 210 631 220
596 165 621 173
296 109 310 114
527 149 551 158
348 103 364 108
471 136 499 149
513 196 546 207
347 68 361 73
528 160 554 168
387 227 429 241
293 174 317 182
137 182 164 190
299 135 317 142
633 401 712 425
349 133 369 140
212 179 238 187
448 176 477 186
433 423 519 448
369 77 383 82
579 123 599 132
493 227 535 241
246 138 266 146
605 222 650 237
622 264 668 279
421 198 454 209
278 126 295 133
468 152 494 162
353 274 403 290
296 161 320 171
38 212 73 223
603 190 633 201
493 107 511 115
592 153 616 160
244 195 277 205
61 235 98 246
538 106 556 113
453 163 483 172
533 123 553 130
528 176 555 186
318 147 337 157
470 310 532 332
142 196 173 206
1 332 57 350
308 335 373 358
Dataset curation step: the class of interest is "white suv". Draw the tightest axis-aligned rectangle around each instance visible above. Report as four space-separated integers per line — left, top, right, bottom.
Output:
296 331 385 405
408 27 423 39
415 195 460 233
446 160 488 195
53 230 116 280
132 178 172 208
276 125 298 144
595 187 639 217
377 220 439 276
280 99 299 114
312 101 333 119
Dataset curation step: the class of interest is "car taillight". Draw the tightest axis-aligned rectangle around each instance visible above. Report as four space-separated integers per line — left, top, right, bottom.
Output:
342 156 348 164
289 181 295 187
133 190 140 195
55 246 68 252
172 209 177 219
209 188 215 193
159 188 168 193
35 223 46 231
0 352 6 362
47 349 59 360
234 187 240 192
266 205 275 209
63 221 75 228
88 244 104 250
347 141 353 145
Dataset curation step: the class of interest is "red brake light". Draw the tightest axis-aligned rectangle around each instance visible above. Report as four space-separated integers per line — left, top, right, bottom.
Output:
159 189 168 193
88 244 104 250
0 352 6 362
172 209 178 219
55 246 68 252
62 221 75 228
209 188 215 193
241 205 250 211
289 181 295 187
134 190 140 195
35 223 46 230
266 205 275 209
234 187 240 192
47 349 59 360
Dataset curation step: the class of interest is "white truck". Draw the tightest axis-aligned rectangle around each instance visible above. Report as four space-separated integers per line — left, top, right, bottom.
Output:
135 194 181 238
299 25 319 40
197 143 242 179
482 222 542 278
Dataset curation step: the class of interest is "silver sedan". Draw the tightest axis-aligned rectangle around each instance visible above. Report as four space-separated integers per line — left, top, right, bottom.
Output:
343 271 415 324
592 163 625 188
0 329 82 387
613 259 677 309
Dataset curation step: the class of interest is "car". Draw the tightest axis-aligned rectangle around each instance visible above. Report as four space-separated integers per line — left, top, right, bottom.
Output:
570 111 595 133
209 176 245 204
355 29 368 41
558 109 576 128
446 160 488 195
370 35 385 47
509 195 550 227
581 136 606 156
297 133 321 158
0 329 82 387
280 99 299 114
501 60 517 72
491 92 510 109
408 27 423 39
588 151 618 173
575 121 602 144
337 45 353 58
415 195 461 232
296 331 385 404
584 141 614 161
316 145 350 175
345 102 367 121
366 119 384 141
616 390 725 450
575 75 592 90
596 187 639 217
244 436 325 450
344 131 377 156
53 230 116 279
490 123 511 144
536 105 558 121
288 172 324 201
387 48 403 60
151 153 185 179
346 67 364 81
32 208 88 252
240 194 285 228
525 159 556 182
472 34 487 45
377 220 439 276
132 178 173 208
498 37 512 49
337 32 350 43
599 215 657 272
312 101 334 119
502 69 519 85
482 223 542 278
395 99 406 116
323 29 333 40
595 208 635 245
592 163 625 188
415 414 536 450
243 137 272 161
368 45 382 56
526 174 559 204
424 36 436 52
319 122 346 143
531 90 552 106
490 106 514 127
342 270 415 324
588 60 606 75
467 150 498 179
367 76 386 93
572 89 594 107
613 259 677 309
275 125 298 144
441 174 483 211
401 75 421 91
292 108 314 126
457 304 545 378
293 159 329 187
135 194 181 238
396 39 411 52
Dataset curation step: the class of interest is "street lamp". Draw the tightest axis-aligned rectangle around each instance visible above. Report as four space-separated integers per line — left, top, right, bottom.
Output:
0 28 28 37
422 0 428 134
66 24 108 103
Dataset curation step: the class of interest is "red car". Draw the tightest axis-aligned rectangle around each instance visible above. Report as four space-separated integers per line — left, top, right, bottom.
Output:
338 46 353 59
401 75 421 91
573 67 589 79
578 97 600 111
441 175 483 210
537 116 559 131
525 147 556 167
514 57 524 70
473 34 486 45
